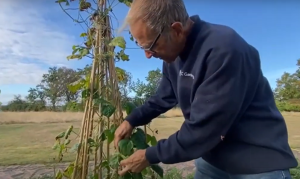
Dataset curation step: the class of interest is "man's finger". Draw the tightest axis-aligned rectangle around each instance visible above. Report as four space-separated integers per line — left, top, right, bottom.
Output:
119 158 130 166
118 165 130 176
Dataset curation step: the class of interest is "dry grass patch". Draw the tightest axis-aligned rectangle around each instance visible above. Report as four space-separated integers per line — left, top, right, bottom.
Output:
0 108 183 124
283 112 300 149
0 111 299 166
0 112 83 124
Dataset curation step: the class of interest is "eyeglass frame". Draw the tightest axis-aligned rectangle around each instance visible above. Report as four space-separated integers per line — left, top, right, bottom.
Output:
135 26 165 53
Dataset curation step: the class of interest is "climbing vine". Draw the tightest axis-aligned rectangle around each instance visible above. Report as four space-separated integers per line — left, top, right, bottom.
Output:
52 0 163 179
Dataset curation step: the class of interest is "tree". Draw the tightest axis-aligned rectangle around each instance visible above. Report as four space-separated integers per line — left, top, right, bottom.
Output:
118 69 133 104
34 85 47 104
144 68 162 97
26 87 47 111
274 59 300 101
274 72 299 101
26 87 39 103
274 59 300 112
39 67 62 110
131 68 162 104
58 67 81 102
39 67 80 110
5 95 28 111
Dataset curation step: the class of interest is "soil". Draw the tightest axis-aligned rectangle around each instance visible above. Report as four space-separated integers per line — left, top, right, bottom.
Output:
0 151 299 179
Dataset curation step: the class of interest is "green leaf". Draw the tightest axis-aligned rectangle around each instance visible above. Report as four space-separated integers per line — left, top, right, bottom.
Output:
55 132 65 140
81 88 99 99
109 36 126 49
55 170 63 179
93 173 99 179
94 97 116 118
87 138 95 147
131 128 149 149
71 49 78 55
110 124 118 134
146 134 152 144
80 32 87 37
66 54 80 60
100 124 118 143
119 50 129 61
121 173 132 179
118 139 134 156
150 136 158 146
150 164 164 178
109 154 121 168
52 142 60 150
68 79 85 93
81 48 89 56
116 67 127 81
72 45 77 50
124 102 136 115
104 129 114 144
70 143 81 152
99 132 107 142
64 139 71 145
81 89 89 98
63 162 74 178
141 168 149 175
132 173 143 179
119 0 132 7
102 103 116 118
100 160 109 168
64 125 73 139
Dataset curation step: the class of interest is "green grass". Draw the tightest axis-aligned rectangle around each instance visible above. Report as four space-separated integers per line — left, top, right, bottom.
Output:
0 117 187 165
0 123 81 165
291 162 300 179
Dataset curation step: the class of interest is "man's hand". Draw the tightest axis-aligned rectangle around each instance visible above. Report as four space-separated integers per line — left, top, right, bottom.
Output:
114 120 134 150
118 149 150 176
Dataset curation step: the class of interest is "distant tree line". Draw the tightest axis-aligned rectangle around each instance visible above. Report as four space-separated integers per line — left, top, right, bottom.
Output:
0 66 164 112
0 59 299 112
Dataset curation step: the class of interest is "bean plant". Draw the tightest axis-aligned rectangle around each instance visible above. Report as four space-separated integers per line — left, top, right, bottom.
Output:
51 0 164 178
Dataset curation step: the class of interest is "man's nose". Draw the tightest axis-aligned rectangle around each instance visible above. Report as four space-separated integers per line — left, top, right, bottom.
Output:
145 51 153 59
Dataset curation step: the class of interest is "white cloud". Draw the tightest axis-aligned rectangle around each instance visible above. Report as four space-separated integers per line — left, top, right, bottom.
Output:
0 1 76 86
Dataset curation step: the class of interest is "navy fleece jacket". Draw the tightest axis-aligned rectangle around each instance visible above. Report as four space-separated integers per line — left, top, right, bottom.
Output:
125 15 298 174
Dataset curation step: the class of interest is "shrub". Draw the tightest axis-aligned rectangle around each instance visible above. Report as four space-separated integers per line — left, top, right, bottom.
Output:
276 101 300 112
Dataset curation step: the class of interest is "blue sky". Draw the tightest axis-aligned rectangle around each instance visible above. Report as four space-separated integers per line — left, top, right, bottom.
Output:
0 0 299 104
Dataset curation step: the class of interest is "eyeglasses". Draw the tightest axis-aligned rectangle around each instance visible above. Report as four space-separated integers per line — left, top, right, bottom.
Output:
135 27 165 53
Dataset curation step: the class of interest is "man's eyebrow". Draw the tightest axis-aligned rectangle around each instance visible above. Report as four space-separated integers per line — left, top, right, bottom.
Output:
138 41 152 48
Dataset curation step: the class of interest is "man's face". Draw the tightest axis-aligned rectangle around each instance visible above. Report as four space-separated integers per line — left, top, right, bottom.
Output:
130 20 184 63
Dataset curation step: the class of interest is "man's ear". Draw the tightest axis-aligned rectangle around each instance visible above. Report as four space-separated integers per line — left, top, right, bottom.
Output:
171 22 184 36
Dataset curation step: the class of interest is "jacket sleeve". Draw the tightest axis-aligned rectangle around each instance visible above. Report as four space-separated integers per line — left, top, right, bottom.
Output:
125 63 178 127
145 46 258 164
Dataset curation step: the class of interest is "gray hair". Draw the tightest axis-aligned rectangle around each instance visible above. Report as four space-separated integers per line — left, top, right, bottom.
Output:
120 0 189 34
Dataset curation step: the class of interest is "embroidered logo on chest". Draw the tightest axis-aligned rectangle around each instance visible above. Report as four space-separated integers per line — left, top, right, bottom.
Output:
179 70 194 79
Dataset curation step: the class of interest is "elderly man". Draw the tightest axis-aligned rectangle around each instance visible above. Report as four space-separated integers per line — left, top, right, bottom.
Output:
113 0 298 178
